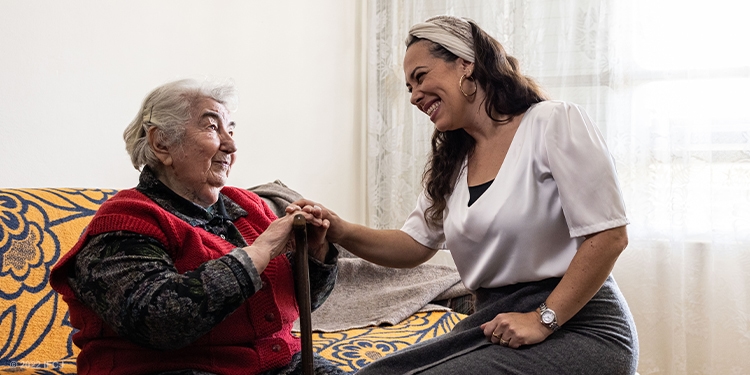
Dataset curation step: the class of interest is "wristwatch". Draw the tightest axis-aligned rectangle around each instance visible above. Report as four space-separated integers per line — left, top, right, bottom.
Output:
538 302 560 331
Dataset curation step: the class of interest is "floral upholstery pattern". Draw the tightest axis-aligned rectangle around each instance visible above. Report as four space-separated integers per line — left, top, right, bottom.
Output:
0 188 466 374
310 311 465 373
1 188 117 374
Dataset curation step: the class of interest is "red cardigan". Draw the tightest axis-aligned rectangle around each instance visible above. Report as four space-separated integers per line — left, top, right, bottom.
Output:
50 187 301 375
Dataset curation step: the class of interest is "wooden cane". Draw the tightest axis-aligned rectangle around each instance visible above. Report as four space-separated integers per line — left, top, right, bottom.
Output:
293 214 314 375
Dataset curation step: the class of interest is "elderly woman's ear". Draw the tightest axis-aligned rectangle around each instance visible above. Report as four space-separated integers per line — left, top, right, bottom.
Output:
148 126 173 167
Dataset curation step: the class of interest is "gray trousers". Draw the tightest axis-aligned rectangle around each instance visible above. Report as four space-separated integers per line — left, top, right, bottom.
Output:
355 276 638 375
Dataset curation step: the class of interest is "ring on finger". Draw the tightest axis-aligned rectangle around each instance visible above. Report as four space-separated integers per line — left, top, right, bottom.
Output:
499 338 509 346
492 332 501 339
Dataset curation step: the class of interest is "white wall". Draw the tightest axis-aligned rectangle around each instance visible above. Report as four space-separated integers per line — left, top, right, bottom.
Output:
0 0 366 224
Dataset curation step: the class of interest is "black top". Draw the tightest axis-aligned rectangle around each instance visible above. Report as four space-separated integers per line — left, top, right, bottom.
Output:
468 179 494 207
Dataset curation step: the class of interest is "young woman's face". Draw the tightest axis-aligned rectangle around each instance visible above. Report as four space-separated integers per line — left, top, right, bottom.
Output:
404 40 472 132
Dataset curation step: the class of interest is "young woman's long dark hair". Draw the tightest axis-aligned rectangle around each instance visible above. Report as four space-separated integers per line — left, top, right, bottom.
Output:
411 22 549 228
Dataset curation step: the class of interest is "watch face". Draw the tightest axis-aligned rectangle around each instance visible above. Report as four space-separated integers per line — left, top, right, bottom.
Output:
541 310 555 324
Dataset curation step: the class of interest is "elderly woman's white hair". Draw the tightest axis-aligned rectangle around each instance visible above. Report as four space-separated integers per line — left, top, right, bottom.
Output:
123 78 238 170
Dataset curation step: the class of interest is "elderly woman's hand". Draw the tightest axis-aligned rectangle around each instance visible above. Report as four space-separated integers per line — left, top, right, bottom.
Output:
286 204 331 263
286 199 343 241
244 207 331 272
243 215 297 273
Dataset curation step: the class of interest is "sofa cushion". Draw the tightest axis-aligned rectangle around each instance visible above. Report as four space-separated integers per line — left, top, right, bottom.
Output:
0 188 468 374
0 188 117 373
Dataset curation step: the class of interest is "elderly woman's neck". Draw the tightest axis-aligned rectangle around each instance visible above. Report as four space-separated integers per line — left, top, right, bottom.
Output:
150 166 220 209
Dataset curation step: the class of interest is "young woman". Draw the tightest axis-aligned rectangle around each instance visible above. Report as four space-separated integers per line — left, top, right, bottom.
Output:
293 16 638 375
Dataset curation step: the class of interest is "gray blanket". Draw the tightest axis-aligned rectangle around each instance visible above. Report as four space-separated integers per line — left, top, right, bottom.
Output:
248 180 469 332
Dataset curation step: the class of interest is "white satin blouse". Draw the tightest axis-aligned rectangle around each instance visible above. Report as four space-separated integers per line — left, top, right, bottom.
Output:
401 101 629 291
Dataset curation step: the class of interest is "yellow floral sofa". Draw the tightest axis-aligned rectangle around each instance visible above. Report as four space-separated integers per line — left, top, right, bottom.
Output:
0 188 466 374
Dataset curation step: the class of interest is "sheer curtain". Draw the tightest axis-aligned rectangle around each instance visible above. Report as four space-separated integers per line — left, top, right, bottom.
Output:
365 0 750 373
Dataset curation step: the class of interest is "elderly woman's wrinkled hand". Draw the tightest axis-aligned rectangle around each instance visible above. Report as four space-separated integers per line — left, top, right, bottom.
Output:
245 215 297 270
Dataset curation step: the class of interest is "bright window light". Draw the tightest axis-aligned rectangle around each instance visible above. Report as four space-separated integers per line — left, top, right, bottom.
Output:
634 0 750 70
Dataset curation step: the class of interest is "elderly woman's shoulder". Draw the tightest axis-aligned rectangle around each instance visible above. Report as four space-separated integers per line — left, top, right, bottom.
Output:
221 186 262 203
94 189 178 223
98 188 153 210
221 186 275 217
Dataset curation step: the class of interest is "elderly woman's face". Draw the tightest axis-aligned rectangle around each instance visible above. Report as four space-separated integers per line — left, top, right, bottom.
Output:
165 97 236 207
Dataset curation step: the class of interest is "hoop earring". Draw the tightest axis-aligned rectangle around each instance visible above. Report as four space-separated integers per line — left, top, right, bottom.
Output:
459 74 477 97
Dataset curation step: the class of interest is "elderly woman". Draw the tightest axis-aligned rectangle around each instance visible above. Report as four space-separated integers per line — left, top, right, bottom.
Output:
50 79 347 375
